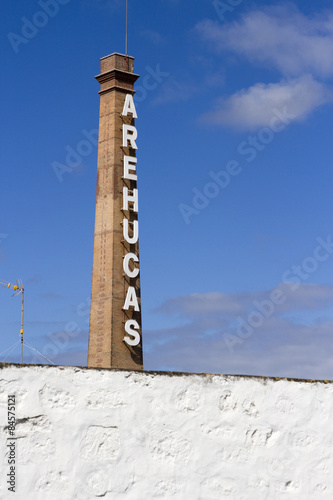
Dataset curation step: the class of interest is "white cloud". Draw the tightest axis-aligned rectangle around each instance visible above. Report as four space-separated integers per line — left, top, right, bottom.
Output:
140 30 164 44
144 316 333 379
152 78 199 105
195 5 333 129
146 284 333 378
159 291 243 316
201 75 333 129
158 283 333 318
196 6 333 78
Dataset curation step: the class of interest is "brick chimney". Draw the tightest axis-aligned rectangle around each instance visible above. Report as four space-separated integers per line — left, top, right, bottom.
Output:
88 53 143 370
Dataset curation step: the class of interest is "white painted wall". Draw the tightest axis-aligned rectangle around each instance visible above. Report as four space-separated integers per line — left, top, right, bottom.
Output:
0 364 333 499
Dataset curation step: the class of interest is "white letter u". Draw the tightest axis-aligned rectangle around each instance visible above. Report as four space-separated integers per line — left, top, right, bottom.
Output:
123 219 139 244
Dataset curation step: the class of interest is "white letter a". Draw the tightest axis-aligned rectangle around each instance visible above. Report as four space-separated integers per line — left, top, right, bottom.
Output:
122 94 138 118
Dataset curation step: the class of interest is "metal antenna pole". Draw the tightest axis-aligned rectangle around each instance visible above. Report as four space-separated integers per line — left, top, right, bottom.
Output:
20 287 24 364
125 0 128 70
125 0 128 56
1 279 24 364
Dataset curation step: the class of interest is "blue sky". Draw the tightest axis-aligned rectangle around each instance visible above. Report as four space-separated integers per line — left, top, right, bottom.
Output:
1 0 333 379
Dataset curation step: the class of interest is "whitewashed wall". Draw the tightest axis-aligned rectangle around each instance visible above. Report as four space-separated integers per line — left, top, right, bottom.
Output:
0 364 333 499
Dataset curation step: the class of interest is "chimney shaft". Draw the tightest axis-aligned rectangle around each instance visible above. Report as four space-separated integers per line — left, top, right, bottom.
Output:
88 53 143 370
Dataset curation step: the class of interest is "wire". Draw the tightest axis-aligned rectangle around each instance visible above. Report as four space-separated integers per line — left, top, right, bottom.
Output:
2 341 20 362
0 342 18 357
0 340 20 358
23 341 55 365
0 339 56 365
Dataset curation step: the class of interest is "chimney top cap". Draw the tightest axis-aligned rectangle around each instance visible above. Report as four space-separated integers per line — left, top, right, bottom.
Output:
100 53 135 74
100 52 134 61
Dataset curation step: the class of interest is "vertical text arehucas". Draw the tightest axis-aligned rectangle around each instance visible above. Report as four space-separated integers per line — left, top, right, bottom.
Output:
121 95 141 347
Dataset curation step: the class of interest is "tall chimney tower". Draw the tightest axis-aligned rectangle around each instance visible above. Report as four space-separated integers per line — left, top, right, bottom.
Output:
88 53 143 370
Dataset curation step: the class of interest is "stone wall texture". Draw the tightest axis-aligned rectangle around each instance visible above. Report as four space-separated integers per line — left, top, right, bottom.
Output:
0 363 333 499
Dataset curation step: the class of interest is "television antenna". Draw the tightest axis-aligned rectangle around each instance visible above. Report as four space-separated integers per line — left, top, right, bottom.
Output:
0 279 55 365
0 279 24 363
125 0 128 57
125 0 129 70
